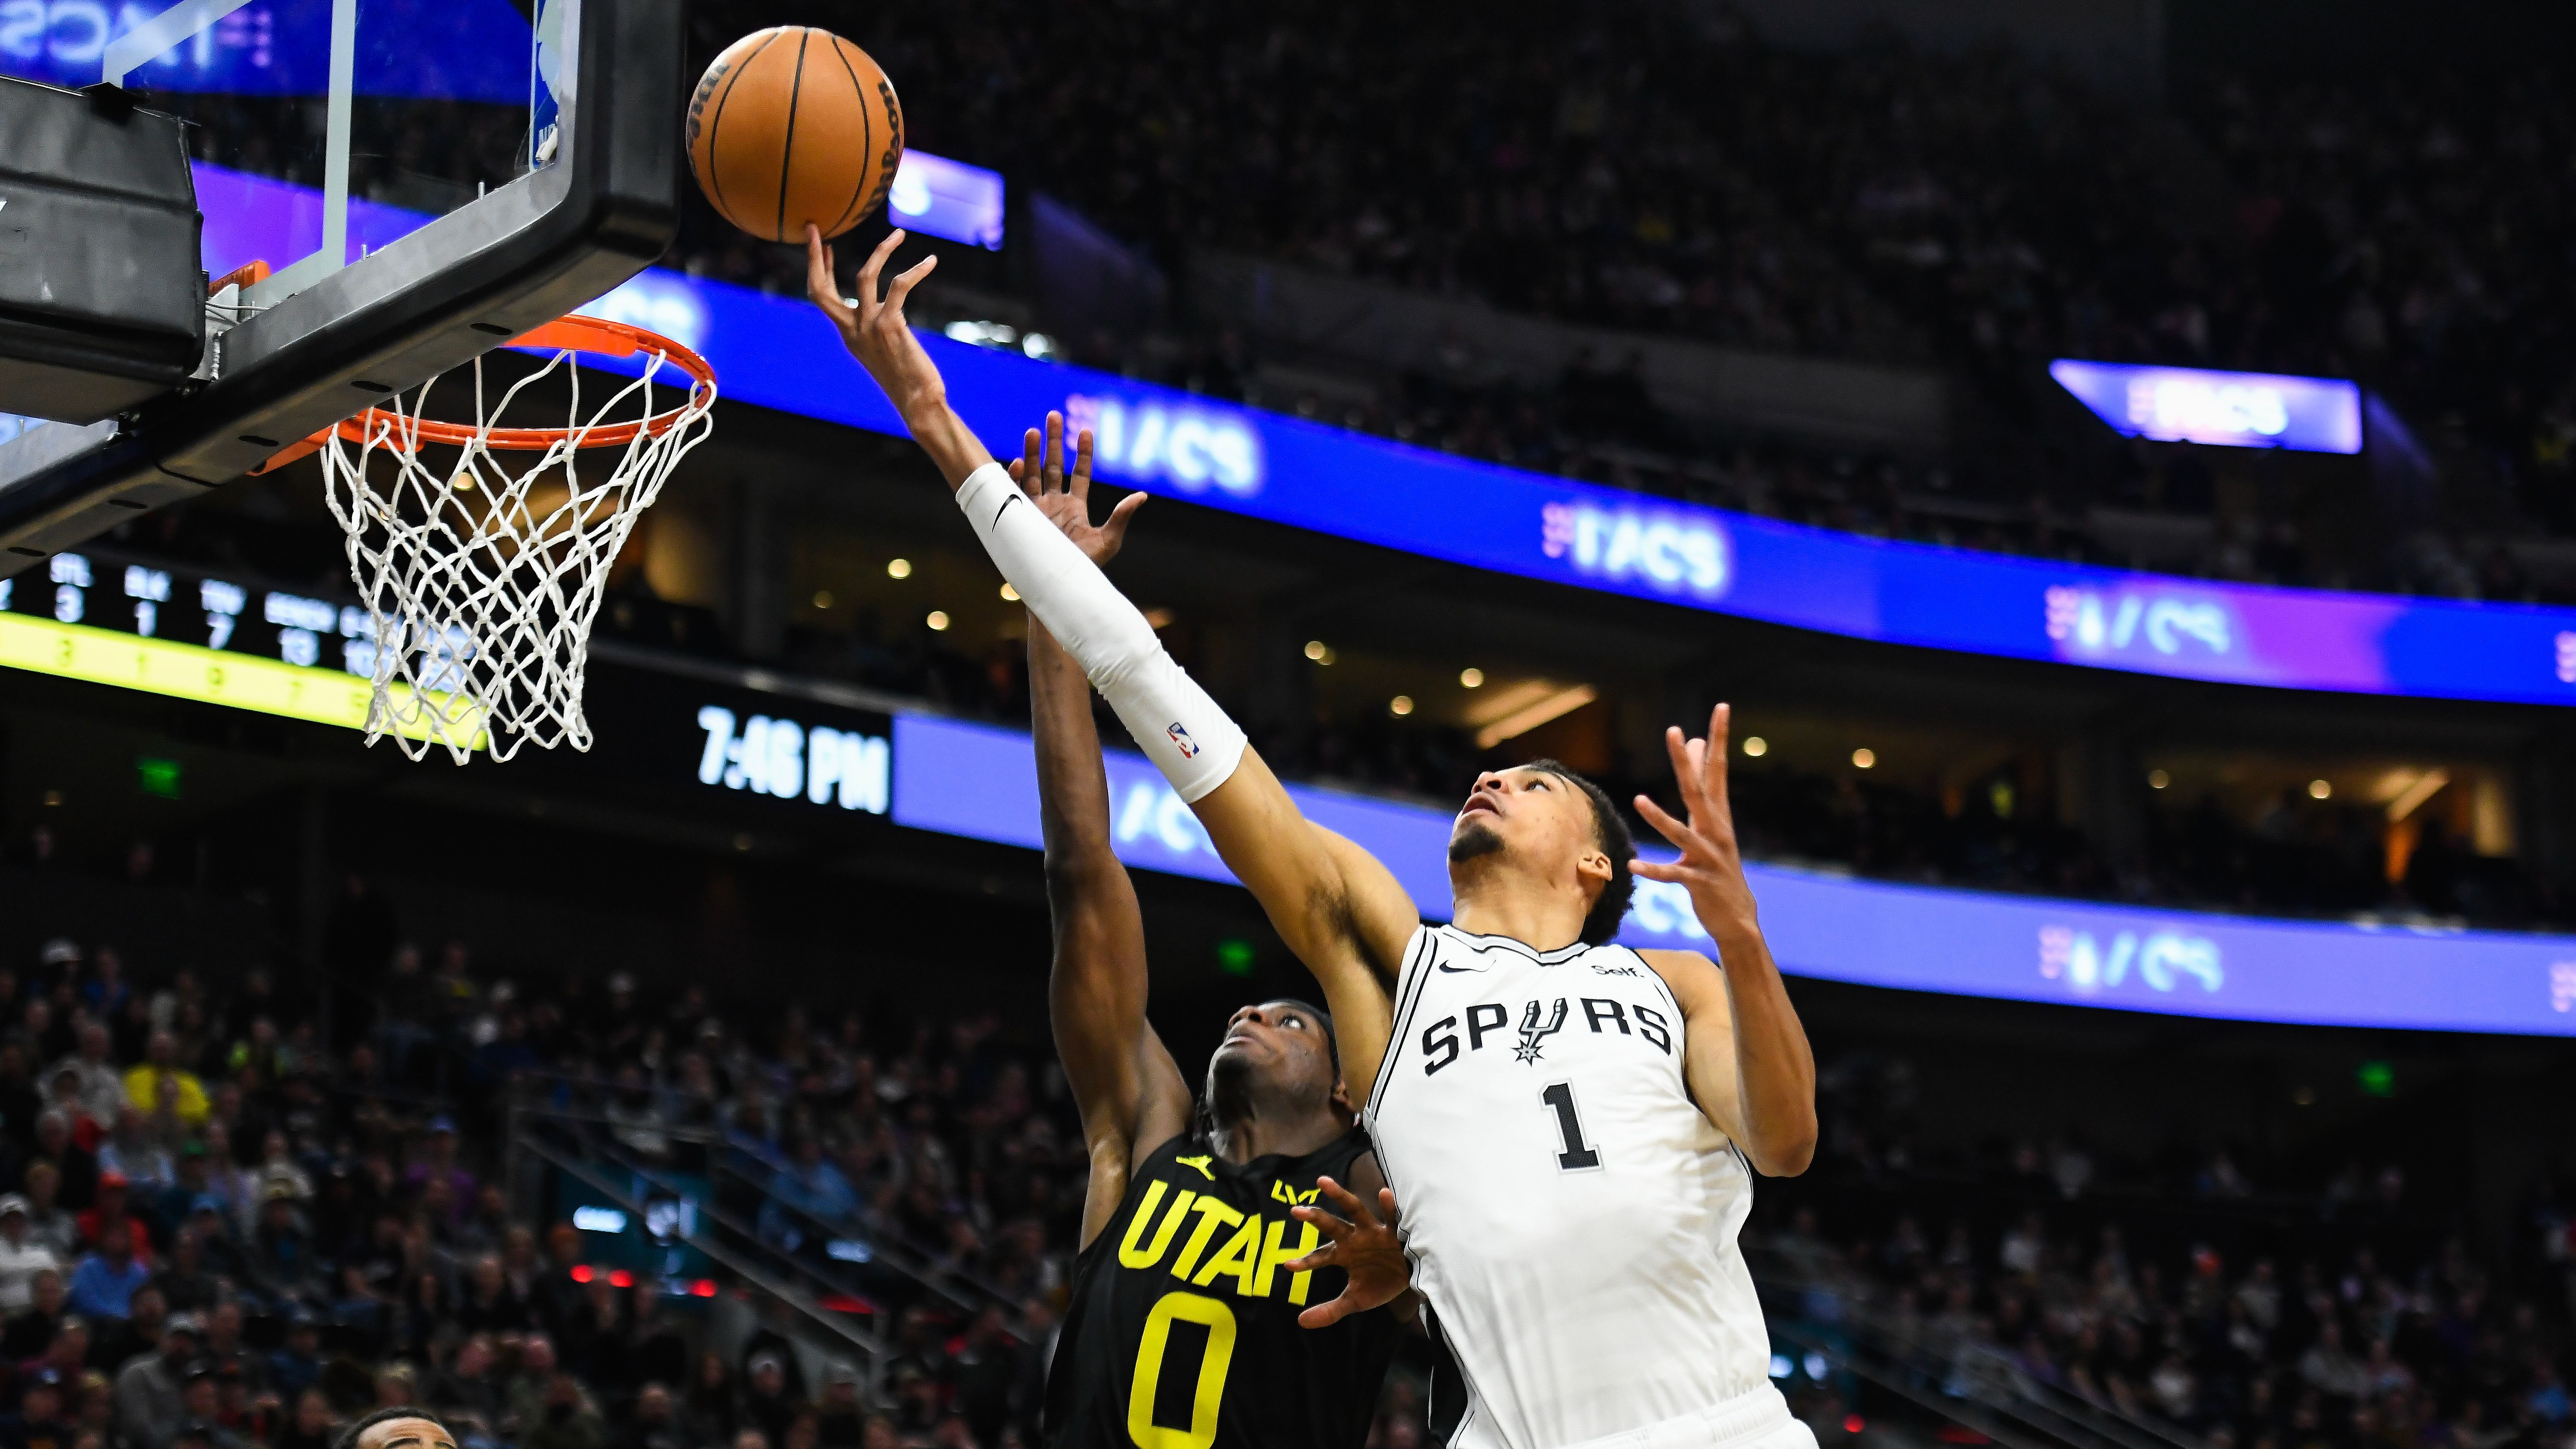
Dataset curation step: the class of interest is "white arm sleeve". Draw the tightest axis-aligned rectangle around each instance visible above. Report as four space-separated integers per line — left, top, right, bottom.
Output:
955 462 1247 802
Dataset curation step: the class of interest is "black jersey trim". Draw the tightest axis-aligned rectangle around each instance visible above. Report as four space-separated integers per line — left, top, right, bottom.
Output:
1630 943 1689 1020
1437 923 1591 964
1363 929 1436 1133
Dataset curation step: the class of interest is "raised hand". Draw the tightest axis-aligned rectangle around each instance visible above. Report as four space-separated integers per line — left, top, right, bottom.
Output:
1631 703 1761 942
1008 410 1147 566
805 224 944 423
1282 1175 1409 1328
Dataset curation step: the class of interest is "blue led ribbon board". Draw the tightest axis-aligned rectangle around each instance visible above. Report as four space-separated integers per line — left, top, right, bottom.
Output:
2050 359 2364 453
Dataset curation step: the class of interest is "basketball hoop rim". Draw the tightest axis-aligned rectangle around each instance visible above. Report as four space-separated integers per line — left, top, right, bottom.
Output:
252 315 717 475
357 315 716 451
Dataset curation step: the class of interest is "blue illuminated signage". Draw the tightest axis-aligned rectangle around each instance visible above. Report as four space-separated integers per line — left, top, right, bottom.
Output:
126 165 2576 709
0 0 534 100
890 713 2576 1038
2050 360 2364 454
887 150 1006 252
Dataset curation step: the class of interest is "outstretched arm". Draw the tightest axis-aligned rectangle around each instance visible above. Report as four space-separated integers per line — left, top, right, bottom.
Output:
1035 606 1192 1252
1633 705 1817 1177
808 238 1419 1102
807 227 989 486
1009 422 1416 1106
1017 430 1192 1249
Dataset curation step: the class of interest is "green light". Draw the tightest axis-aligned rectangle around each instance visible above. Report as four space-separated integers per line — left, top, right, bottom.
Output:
2357 1060 2394 1097
1216 939 1256 978
136 756 182 799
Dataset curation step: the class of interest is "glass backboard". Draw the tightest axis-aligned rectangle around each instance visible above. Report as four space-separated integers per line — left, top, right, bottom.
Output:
0 0 683 569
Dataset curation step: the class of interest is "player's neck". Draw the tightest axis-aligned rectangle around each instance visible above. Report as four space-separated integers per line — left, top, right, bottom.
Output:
1207 1105 1345 1165
1449 868 1589 952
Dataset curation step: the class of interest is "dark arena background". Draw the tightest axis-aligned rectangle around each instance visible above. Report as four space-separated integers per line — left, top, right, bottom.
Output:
4 6 2576 1449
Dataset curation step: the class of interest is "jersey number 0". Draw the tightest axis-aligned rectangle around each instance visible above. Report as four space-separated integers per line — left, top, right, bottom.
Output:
1127 1291 1239 1449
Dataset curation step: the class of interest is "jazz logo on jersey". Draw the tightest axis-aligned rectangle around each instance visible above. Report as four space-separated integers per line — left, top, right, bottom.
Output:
1421 996 1672 1075
1513 999 1571 1064
1116 1180 1324 1304
1168 723 1200 759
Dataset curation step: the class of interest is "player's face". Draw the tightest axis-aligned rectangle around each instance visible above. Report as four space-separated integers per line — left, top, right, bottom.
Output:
1211 1001 1334 1095
1450 767 1598 872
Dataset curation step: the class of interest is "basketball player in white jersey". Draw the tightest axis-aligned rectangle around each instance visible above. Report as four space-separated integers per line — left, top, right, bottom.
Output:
809 225 1820 1449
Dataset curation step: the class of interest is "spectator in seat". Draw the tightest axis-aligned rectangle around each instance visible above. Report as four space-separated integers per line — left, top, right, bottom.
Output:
1 1365 77 1449
502 1334 562 1442
426 1332 504 1444
75 1176 152 1267
144 1230 216 1317
67 1223 148 1322
454 1257 527 1337
122 1035 207 1133
249 1185 315 1305
736 1355 796 1447
682 1355 736 1447
264 1311 323 1403
88 1285 166 1373
32 1116 97 1215
271 1392 334 1449
811 1366 864 1449
0 1197 64 1314
24 1320 87 1394
519 1373 602 1449
619 1383 686 1449
47 1027 122 1137
110 1309 201 1449
3 1271 67 1360
198 1303 261 1396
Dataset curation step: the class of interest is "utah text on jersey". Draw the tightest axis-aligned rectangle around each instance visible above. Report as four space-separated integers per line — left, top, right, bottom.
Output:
1112 1170 1330 1305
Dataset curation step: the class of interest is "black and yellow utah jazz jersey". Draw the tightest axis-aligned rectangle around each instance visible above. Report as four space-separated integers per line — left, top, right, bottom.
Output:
1046 1130 1399 1449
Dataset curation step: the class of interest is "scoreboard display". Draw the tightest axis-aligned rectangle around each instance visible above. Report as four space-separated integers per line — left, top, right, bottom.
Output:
0 550 380 674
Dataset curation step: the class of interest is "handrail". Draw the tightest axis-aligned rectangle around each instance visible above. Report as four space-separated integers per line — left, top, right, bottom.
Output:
1748 1240 2204 1449
510 1127 892 1401
510 1073 1039 1321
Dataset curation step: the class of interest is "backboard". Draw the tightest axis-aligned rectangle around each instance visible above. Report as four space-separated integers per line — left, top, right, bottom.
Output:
0 0 684 571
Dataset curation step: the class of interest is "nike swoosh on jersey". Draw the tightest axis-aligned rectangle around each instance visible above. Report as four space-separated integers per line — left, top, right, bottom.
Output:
1434 963 1485 973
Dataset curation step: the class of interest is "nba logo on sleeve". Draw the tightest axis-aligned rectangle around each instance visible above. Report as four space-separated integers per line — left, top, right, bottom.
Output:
1168 723 1201 758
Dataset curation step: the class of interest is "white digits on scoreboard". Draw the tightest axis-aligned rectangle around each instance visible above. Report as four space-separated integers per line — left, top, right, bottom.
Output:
694 705 887 814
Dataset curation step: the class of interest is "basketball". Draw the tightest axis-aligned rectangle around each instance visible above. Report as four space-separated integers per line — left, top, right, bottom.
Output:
687 27 904 244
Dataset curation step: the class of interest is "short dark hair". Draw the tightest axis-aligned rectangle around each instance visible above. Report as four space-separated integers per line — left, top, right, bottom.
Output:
1520 759 1636 946
333 1407 453 1449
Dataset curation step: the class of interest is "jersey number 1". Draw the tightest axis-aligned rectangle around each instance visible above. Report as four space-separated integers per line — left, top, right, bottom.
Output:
1541 1082 1601 1170
1129 1291 1238 1449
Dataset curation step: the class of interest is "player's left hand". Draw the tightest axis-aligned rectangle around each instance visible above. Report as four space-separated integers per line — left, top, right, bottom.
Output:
805 224 945 424
1284 1176 1407 1328
1632 703 1761 941
1009 410 1146 567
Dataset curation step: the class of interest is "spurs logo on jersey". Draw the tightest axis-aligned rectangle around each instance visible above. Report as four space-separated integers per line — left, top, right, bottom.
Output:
1362 924 1773 1449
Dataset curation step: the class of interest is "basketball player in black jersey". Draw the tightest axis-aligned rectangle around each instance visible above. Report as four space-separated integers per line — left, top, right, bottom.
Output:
1024 440 1409 1449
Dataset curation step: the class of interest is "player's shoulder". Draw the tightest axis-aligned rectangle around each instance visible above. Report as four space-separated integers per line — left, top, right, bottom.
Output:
1634 948 1725 1007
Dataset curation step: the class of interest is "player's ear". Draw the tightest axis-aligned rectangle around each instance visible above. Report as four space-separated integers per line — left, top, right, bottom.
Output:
1574 845 1613 891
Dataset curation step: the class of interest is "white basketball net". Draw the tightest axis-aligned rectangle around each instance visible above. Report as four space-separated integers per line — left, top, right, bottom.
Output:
319 336 716 763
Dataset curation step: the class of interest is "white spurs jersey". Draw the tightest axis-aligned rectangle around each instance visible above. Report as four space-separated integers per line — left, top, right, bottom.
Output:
1361 923 1770 1449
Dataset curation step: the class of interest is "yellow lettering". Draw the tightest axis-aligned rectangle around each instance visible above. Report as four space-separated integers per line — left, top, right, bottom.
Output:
1169 1197 1244 1280
1127 1293 1236 1449
1269 1180 1296 1205
1255 1217 1321 1301
1174 1155 1216 1180
1117 1184 1195 1270
1191 1213 1264 1294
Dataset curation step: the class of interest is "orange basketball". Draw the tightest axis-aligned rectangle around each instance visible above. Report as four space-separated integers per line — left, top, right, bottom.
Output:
686 27 905 244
